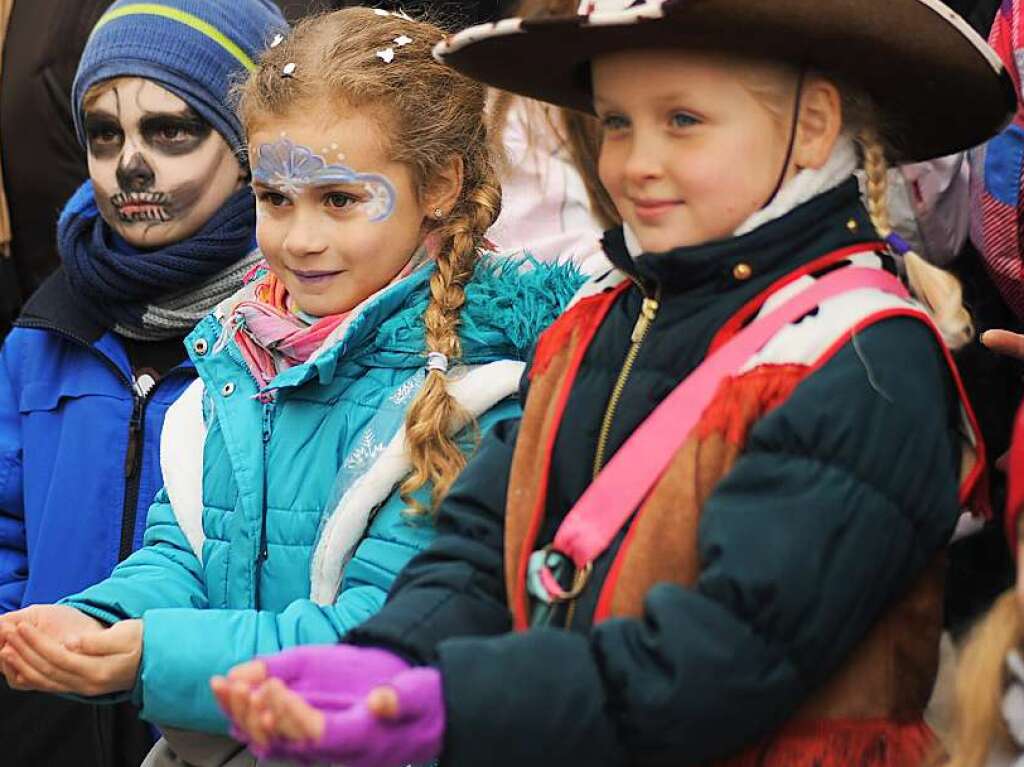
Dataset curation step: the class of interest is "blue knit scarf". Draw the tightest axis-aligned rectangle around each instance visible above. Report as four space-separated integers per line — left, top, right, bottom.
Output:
58 180 259 340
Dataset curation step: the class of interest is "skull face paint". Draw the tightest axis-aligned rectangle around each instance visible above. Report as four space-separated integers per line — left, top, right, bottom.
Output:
83 78 243 249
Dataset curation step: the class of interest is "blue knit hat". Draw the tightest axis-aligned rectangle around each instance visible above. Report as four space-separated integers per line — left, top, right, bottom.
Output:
72 0 287 156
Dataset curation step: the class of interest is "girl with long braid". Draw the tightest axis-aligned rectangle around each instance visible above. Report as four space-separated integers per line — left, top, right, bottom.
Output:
216 2 1017 767
0 8 580 765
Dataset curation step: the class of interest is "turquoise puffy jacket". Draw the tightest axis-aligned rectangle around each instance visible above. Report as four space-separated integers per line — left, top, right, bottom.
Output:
62 256 581 733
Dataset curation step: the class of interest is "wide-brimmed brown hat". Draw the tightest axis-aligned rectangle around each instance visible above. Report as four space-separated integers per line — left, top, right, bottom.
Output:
434 0 1016 161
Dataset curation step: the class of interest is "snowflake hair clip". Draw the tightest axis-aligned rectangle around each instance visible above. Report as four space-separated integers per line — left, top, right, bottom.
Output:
270 33 285 48
376 35 413 64
281 62 297 78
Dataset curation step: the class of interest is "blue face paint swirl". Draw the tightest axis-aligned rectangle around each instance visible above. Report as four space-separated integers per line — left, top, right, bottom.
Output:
253 138 397 222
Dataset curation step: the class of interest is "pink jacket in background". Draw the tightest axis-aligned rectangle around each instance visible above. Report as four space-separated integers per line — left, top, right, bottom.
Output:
487 99 612 276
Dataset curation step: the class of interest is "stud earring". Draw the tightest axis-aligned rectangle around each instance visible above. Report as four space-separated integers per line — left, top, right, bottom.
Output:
433 208 445 219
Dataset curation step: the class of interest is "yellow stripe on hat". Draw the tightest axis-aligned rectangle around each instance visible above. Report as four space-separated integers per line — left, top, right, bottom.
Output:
92 3 256 72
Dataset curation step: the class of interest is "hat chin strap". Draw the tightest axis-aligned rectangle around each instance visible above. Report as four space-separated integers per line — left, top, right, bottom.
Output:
760 67 806 211
735 133 859 238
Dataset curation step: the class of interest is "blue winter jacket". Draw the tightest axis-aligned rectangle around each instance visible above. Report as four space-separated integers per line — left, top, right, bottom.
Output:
62 256 581 734
0 272 195 611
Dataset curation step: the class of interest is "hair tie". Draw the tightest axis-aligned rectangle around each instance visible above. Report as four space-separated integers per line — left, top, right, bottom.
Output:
426 352 449 374
885 231 912 256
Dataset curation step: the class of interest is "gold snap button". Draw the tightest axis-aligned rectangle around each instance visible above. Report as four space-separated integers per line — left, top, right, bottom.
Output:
846 218 859 232
732 262 753 281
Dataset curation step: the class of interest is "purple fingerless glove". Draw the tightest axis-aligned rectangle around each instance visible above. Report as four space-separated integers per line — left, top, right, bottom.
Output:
238 644 445 767
261 644 409 699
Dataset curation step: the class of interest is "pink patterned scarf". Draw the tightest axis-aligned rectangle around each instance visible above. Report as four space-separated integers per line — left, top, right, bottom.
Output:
226 251 426 391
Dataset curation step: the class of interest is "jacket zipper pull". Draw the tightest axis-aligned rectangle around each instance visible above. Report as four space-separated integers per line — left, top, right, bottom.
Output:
261 400 274 443
631 296 660 343
124 397 144 479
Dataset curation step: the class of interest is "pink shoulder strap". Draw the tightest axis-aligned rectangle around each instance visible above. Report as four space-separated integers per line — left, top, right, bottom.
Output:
534 266 910 603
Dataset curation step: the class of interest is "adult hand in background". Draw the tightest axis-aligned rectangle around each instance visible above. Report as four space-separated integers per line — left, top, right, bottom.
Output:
982 329 1024 361
0 617 141 696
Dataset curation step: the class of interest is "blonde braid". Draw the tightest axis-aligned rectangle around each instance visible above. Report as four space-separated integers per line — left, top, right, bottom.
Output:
941 590 1022 767
238 8 506 514
400 160 503 514
858 128 973 349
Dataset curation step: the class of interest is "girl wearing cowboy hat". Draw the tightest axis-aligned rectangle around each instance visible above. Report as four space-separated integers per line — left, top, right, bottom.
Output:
213 2 1016 766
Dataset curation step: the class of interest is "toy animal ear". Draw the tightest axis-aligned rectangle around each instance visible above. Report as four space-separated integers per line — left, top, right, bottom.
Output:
793 75 842 171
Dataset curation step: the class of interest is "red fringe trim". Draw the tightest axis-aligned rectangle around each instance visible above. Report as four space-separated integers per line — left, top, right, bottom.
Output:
715 718 934 767
693 364 809 447
529 284 628 379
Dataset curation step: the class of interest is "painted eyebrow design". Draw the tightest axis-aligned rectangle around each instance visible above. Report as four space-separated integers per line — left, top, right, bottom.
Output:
139 109 208 131
82 110 120 128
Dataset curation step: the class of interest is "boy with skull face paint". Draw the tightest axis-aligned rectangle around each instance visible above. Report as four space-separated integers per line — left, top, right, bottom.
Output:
0 1 286 765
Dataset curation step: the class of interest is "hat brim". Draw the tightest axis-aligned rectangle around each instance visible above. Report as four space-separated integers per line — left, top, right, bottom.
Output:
435 0 1017 162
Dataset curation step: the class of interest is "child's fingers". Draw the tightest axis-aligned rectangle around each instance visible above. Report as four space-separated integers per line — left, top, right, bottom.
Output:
210 676 235 717
367 685 400 720
259 709 277 742
67 621 134 657
243 687 270 748
13 623 105 690
227 680 255 740
5 626 72 686
251 681 291 743
367 668 439 722
227 660 268 688
0 643 63 692
265 680 324 743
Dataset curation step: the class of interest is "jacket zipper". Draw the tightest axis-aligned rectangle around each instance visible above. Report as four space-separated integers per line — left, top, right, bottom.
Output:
119 394 146 561
16 320 191 562
591 284 661 478
253 398 275 609
560 283 660 631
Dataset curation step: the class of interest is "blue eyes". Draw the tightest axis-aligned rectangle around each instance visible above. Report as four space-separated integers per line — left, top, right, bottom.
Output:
601 114 631 132
670 112 698 128
599 112 700 132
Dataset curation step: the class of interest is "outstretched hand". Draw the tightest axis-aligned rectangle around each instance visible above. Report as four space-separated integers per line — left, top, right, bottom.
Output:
212 645 445 767
212 673 325 751
0 604 106 686
0 616 141 696
0 604 105 647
